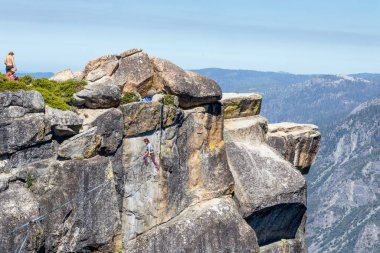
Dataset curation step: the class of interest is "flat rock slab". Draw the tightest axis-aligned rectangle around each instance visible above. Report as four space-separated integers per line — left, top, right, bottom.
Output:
124 197 260 253
224 115 268 144
267 122 321 174
222 93 262 119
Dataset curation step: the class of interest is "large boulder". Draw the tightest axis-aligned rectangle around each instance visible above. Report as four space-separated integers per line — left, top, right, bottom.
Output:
120 101 182 137
83 49 157 96
124 197 260 253
151 57 222 107
73 81 121 109
84 55 119 82
58 127 101 160
0 90 44 118
113 50 155 93
267 122 321 174
222 93 262 119
45 106 83 137
86 108 124 155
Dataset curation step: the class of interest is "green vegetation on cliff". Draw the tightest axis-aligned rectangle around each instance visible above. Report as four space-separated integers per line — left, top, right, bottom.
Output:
121 92 140 104
0 74 86 110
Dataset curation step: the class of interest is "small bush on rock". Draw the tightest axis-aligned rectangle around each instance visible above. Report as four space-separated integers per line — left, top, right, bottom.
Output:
121 92 140 104
0 74 86 110
164 94 175 106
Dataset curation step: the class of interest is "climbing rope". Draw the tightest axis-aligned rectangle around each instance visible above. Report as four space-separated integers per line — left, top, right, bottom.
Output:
15 227 30 253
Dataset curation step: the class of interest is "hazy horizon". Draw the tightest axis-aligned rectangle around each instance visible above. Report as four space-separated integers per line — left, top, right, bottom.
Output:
1 0 379 74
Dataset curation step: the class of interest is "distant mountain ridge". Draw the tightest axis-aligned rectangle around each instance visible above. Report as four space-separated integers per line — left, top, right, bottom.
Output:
306 97 380 253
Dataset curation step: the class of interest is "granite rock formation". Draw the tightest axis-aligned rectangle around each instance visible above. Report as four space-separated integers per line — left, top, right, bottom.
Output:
267 123 321 174
0 50 320 253
222 93 262 119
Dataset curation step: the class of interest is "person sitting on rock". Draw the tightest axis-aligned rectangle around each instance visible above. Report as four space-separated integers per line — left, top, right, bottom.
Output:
6 68 19 81
143 138 159 171
4 51 16 74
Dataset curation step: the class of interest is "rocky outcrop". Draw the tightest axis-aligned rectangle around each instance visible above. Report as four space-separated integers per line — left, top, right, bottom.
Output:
151 58 222 107
222 93 262 119
1 50 320 253
114 51 154 92
73 82 121 108
267 122 321 174
68 49 222 109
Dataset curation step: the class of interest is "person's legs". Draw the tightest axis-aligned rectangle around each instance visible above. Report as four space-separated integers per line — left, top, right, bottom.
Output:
150 153 159 170
5 65 12 73
143 153 149 166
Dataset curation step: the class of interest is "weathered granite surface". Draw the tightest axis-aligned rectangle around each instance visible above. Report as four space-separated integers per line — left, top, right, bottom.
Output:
151 57 222 108
124 197 260 253
222 93 262 119
267 122 321 174
0 51 320 253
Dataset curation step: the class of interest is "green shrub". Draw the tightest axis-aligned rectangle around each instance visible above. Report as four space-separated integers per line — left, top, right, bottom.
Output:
26 173 33 188
164 94 175 106
121 92 140 104
0 74 86 110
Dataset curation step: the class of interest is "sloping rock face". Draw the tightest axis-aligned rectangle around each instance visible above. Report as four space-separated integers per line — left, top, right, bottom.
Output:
223 103 311 252
121 102 234 242
1 51 320 253
124 197 259 253
267 122 321 174
222 93 262 119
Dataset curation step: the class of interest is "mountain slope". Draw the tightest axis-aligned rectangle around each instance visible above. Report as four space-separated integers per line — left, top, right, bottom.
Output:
306 97 380 253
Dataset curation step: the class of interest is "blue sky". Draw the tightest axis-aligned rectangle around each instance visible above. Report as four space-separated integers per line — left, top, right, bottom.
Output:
0 0 379 74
